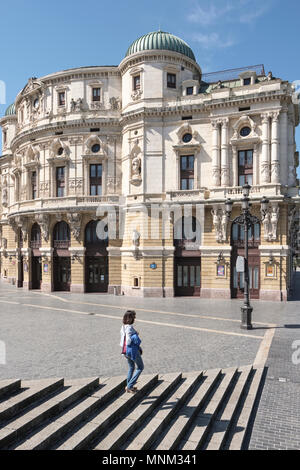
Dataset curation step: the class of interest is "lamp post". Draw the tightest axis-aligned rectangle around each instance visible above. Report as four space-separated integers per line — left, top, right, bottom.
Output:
225 184 269 330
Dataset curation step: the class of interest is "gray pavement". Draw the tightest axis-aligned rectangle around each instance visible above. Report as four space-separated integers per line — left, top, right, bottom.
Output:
0 279 300 449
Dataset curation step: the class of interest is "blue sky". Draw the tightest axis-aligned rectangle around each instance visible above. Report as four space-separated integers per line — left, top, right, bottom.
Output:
1 0 300 173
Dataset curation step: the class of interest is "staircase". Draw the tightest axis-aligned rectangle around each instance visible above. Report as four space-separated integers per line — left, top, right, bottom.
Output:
0 365 265 450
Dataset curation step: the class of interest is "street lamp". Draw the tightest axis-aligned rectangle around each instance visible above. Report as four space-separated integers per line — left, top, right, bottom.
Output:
225 184 269 330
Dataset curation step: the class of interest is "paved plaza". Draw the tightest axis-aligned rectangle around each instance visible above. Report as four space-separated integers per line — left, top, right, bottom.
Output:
0 279 300 449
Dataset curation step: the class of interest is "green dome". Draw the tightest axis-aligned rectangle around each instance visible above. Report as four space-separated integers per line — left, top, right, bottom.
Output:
5 103 16 116
125 31 196 62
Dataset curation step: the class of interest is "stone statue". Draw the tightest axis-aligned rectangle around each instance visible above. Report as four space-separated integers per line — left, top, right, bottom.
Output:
70 98 76 112
221 209 228 242
75 98 83 112
211 208 222 243
132 229 140 247
270 205 279 241
2 187 8 207
263 209 271 241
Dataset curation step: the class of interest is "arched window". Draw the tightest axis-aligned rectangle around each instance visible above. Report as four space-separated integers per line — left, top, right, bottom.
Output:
30 223 41 248
85 220 108 246
53 221 70 241
231 222 260 247
174 216 199 244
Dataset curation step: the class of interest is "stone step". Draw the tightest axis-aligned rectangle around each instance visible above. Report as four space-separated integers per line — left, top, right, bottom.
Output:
205 365 253 450
0 377 99 449
14 376 126 450
228 367 265 450
125 371 203 450
0 380 21 400
56 374 158 450
181 367 238 450
0 378 64 423
0 365 264 450
156 368 221 450
94 372 182 450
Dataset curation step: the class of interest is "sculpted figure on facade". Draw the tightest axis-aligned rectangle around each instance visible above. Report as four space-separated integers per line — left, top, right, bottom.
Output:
288 165 297 186
221 209 228 243
35 214 50 242
130 140 142 185
211 207 223 243
270 204 280 241
109 97 121 110
67 212 82 242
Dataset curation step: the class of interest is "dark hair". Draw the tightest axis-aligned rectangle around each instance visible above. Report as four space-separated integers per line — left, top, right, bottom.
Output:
123 310 136 325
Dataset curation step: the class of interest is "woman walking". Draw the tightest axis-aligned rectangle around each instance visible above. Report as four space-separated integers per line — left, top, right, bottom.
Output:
120 310 144 393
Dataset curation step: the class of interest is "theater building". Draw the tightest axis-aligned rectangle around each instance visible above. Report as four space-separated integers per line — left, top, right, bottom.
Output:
0 30 299 301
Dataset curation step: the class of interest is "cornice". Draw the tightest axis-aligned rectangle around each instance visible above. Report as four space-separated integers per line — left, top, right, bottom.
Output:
11 118 122 150
119 49 201 77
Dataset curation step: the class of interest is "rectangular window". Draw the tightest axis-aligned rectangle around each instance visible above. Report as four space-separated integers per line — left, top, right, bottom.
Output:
133 75 140 90
186 86 194 95
58 92 66 107
238 149 253 186
32 171 37 200
180 155 194 190
243 78 251 86
3 131 7 145
92 87 101 102
56 166 65 197
167 73 176 88
90 164 102 196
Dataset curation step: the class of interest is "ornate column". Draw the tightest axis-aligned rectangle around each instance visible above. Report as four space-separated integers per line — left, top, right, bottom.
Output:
232 145 238 187
271 111 280 183
288 114 296 186
253 144 259 185
211 120 221 186
280 106 288 185
221 118 229 187
261 113 270 184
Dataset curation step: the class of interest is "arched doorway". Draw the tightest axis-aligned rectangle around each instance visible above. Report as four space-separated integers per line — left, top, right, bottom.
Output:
174 216 201 296
30 223 42 289
231 222 260 299
85 220 108 293
53 221 71 291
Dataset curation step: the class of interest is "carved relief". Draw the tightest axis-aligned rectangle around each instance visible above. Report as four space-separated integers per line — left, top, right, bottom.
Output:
70 98 84 112
131 89 142 101
109 97 121 110
67 212 82 241
35 214 50 242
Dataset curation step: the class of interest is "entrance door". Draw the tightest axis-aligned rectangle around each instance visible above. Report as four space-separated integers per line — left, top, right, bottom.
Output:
231 254 260 299
175 258 201 296
17 256 24 288
53 257 71 291
31 256 42 290
85 256 108 293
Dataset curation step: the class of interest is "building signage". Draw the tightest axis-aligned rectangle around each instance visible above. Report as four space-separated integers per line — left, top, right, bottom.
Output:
43 263 48 273
236 256 245 273
217 265 225 277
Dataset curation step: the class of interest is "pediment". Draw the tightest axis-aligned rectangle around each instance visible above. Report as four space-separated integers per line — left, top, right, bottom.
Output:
21 77 46 98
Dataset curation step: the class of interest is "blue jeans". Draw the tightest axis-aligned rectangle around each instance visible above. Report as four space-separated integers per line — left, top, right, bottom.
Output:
126 350 144 390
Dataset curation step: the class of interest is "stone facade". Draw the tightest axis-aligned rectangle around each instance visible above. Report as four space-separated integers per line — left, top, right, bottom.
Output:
0 31 299 301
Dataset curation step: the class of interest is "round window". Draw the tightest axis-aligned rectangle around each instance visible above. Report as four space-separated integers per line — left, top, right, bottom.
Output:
182 133 192 143
91 143 100 153
240 127 251 137
57 147 64 156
